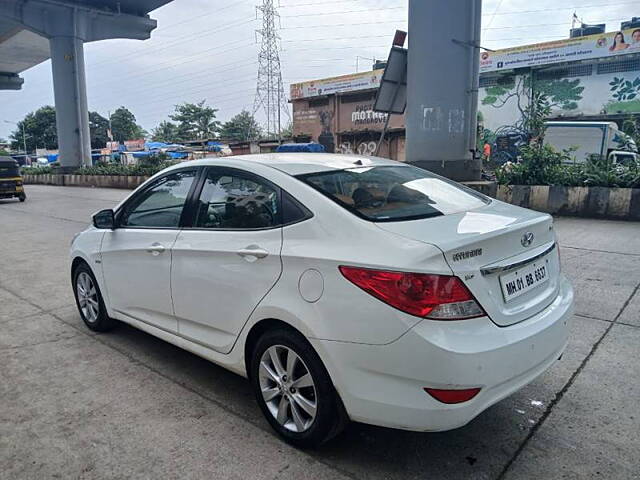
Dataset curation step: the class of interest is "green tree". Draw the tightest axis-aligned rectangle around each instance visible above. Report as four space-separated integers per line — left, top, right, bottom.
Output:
219 110 262 142
151 121 180 143
10 105 58 152
89 111 109 149
280 121 293 140
170 100 220 140
110 107 145 142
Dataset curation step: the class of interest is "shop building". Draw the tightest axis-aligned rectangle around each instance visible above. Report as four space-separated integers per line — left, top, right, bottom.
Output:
290 22 640 160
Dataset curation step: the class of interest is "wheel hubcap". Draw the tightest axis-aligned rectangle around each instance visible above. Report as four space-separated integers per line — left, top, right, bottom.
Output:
76 272 99 323
258 345 317 433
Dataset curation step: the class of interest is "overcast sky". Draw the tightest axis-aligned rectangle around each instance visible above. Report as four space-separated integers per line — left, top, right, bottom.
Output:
0 0 636 140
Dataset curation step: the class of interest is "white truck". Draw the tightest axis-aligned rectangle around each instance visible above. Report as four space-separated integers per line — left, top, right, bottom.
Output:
544 121 638 165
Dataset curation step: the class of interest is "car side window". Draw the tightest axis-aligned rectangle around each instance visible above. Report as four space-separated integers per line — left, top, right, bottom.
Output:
120 170 197 228
194 169 280 229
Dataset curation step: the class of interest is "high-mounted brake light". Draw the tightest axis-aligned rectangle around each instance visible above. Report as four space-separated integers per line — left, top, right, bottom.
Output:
339 266 485 320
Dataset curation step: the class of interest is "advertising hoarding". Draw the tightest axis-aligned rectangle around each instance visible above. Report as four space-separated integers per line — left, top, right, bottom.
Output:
290 70 384 100
480 27 640 73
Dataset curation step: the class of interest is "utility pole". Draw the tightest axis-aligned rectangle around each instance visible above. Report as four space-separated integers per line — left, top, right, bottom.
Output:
253 0 290 140
405 0 483 181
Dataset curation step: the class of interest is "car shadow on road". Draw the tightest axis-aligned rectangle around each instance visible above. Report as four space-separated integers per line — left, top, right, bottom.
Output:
91 319 547 480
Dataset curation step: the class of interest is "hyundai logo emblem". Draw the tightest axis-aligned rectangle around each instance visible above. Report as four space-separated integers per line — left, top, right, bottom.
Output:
521 232 534 247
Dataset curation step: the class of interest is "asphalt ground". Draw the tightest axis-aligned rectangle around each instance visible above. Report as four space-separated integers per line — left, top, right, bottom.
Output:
1 185 639 480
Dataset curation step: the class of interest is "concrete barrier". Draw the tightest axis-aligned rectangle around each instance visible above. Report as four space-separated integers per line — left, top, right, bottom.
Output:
494 185 640 220
24 174 150 189
23 174 639 220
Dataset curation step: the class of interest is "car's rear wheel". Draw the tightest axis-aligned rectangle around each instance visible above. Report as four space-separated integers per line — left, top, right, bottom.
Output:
250 328 347 448
72 262 115 332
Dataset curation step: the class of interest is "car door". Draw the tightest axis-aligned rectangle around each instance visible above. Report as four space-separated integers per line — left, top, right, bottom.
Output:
100 168 198 333
171 167 284 353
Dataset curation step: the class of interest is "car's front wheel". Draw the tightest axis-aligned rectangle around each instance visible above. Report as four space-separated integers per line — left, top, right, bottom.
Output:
250 328 347 448
72 262 115 332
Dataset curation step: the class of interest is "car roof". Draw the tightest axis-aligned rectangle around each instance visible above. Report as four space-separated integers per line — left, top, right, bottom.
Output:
0 156 18 166
177 153 402 176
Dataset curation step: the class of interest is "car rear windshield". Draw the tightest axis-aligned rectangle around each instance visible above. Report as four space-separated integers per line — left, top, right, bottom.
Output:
297 165 488 222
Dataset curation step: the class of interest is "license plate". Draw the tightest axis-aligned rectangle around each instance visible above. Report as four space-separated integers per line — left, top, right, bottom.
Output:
500 258 549 302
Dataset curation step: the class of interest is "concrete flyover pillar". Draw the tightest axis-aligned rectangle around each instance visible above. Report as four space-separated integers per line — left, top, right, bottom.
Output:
0 0 166 170
50 35 92 169
405 0 483 181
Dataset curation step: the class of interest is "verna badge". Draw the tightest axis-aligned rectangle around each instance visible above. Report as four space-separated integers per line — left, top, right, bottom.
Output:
521 232 534 247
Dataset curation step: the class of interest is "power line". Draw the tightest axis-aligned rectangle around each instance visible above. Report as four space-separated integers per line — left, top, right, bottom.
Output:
281 6 404 18
253 0 290 139
485 0 504 30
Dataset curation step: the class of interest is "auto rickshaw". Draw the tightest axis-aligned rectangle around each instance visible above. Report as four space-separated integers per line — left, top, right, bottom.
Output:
0 156 26 202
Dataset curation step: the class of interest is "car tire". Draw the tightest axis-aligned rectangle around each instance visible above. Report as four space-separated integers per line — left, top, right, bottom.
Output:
72 262 115 332
18 193 26 202
250 328 347 448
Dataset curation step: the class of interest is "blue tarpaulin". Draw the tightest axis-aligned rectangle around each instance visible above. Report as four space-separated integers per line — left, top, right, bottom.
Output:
276 143 325 153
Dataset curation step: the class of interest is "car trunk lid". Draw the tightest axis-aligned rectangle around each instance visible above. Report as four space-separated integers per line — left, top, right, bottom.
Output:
375 202 560 326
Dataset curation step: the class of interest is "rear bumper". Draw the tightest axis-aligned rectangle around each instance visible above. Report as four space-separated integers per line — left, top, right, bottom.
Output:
311 275 574 431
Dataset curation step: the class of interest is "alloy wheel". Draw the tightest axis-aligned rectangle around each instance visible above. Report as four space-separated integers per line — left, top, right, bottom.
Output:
258 345 317 433
76 271 99 323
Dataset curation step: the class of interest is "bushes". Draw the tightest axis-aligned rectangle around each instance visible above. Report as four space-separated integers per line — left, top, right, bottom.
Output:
74 160 176 176
495 90 640 188
21 166 53 175
496 152 640 188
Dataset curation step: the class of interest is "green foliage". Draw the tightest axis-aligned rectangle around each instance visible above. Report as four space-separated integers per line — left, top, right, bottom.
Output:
481 78 516 106
110 107 146 142
170 100 220 140
495 91 640 188
219 110 262 142
21 166 53 175
609 76 640 101
75 160 176 177
10 106 58 151
523 91 551 144
535 78 584 111
621 117 640 146
280 121 293 139
151 121 180 143
89 111 110 149
496 152 640 188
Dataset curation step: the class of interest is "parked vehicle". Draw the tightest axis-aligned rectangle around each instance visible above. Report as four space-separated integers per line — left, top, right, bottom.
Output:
70 153 574 447
544 121 638 164
0 157 26 202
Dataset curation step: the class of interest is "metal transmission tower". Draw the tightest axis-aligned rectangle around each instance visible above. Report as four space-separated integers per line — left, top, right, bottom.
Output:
253 0 290 141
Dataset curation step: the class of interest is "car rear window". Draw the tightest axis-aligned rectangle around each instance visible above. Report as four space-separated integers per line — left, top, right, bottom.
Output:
297 165 488 222
0 163 20 178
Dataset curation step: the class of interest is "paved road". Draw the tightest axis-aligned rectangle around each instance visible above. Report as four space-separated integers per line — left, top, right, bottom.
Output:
1 185 639 480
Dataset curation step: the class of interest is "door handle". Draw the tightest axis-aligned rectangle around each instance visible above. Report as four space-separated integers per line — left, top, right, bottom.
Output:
237 246 269 260
146 243 166 256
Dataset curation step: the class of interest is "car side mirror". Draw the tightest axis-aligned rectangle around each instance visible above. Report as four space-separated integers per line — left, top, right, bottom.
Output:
93 209 115 230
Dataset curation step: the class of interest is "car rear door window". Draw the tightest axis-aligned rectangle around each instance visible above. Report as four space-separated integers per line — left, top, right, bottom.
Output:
194 170 280 229
298 165 488 222
120 170 197 228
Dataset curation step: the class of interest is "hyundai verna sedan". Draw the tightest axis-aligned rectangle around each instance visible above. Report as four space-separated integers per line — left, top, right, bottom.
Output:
70 153 573 447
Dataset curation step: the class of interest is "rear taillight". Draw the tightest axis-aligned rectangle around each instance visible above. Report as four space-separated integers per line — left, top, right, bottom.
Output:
338 266 485 320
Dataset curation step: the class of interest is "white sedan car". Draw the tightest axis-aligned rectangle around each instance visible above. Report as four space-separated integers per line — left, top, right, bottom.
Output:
70 153 573 447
